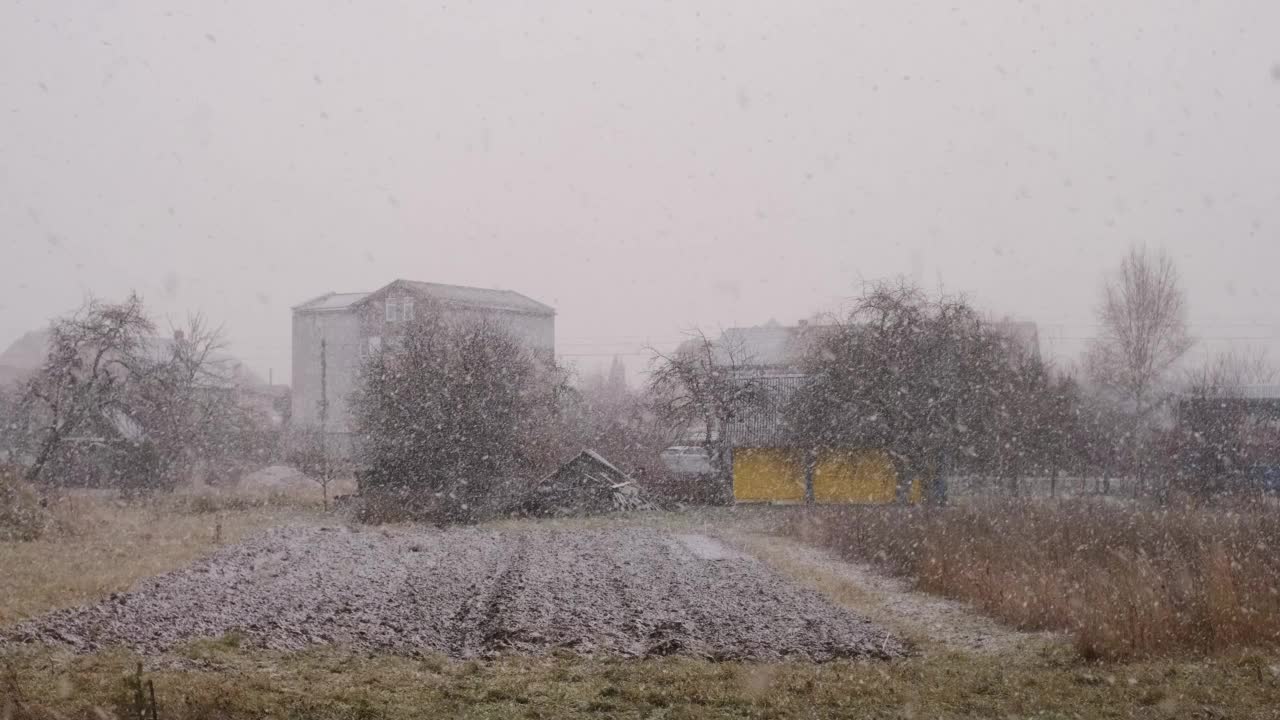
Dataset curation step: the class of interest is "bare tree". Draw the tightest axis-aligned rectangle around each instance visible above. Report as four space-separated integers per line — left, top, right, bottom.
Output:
1086 246 1193 493
788 280 1023 502
647 329 767 480
286 424 330 496
1087 246 1193 414
20 298 270 491
1184 347 1276 398
0 383 32 465
561 371 683 499
22 294 153 482
126 314 243 489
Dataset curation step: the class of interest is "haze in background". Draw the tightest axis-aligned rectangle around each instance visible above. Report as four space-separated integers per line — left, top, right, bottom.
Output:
3 1 1278 383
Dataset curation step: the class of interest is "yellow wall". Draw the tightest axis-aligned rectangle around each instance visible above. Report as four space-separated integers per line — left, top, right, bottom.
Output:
908 476 924 504
732 447 918 505
732 448 806 503
813 449 898 504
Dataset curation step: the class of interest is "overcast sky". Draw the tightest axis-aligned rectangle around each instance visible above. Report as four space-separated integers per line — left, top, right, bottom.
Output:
3 0 1279 383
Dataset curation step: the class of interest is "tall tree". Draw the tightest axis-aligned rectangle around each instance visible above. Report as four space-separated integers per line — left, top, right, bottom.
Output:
787 280 1057 501
647 329 767 479
22 294 153 482
352 306 567 520
20 297 271 490
125 314 259 490
1086 246 1193 491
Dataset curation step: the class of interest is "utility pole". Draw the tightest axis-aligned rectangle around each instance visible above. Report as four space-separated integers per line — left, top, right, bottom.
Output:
318 338 330 511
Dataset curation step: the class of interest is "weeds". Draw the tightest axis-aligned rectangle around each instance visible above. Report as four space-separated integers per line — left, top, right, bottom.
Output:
120 662 160 720
2 656 31 720
0 466 50 542
0 489 330 625
5 646 1279 720
783 501 1280 660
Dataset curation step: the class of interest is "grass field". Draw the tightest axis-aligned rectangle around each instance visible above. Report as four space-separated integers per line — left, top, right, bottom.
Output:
0 484 344 626
5 641 1280 719
4 495 1280 718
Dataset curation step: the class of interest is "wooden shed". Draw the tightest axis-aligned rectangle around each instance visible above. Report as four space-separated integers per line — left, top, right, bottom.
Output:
524 450 655 517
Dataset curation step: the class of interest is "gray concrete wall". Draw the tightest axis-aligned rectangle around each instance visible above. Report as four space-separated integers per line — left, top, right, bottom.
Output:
292 295 554 459
354 295 554 358
291 309 363 434
445 307 555 358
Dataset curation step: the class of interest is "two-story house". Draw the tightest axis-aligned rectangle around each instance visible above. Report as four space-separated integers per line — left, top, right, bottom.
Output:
290 279 555 456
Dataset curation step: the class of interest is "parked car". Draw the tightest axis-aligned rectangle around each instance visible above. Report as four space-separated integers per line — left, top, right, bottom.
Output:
660 445 714 476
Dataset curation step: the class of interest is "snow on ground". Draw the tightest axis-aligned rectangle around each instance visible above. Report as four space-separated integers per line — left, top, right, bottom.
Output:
4 525 907 663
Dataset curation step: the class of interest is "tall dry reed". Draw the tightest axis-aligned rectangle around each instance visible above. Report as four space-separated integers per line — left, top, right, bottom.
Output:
784 501 1280 659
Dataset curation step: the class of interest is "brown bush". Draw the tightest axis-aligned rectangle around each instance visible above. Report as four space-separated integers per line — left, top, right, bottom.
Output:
783 500 1280 660
0 465 50 541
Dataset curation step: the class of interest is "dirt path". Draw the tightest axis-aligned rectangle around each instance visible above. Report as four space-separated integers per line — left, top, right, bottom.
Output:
3 525 907 662
721 530 1053 656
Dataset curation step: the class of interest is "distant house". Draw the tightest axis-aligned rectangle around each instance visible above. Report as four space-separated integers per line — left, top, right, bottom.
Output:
709 318 1039 504
290 279 556 456
713 320 835 376
1176 385 1280 493
710 318 1039 376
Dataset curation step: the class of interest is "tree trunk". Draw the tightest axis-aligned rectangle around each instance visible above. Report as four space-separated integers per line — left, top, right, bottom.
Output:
24 431 60 482
803 448 816 505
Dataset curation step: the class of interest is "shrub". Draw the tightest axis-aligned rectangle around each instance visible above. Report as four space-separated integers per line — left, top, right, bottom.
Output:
351 308 566 524
0 465 50 541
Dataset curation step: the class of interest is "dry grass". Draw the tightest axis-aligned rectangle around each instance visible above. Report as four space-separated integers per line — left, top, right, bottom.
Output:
2 502 1279 717
4 643 1280 719
783 502 1280 660
0 485 338 626
0 470 50 542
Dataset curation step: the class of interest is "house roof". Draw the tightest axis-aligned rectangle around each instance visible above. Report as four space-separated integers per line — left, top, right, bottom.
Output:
292 292 373 312
398 280 555 316
293 281 554 317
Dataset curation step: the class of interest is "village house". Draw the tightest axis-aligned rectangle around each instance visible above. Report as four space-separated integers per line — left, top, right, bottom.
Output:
710 319 1039 504
291 279 555 456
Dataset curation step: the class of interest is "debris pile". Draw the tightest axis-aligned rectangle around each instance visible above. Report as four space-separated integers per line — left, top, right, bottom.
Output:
523 450 657 517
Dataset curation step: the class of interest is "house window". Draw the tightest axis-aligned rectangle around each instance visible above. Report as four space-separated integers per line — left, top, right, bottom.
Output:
359 335 382 360
386 297 415 323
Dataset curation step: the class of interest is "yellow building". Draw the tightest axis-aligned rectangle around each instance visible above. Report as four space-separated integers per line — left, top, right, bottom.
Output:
730 446 921 505
722 372 921 505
